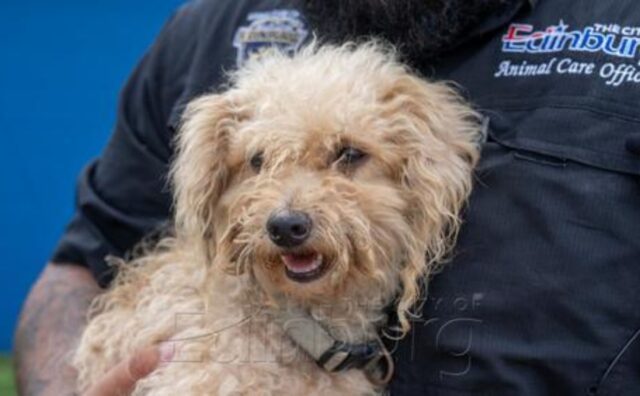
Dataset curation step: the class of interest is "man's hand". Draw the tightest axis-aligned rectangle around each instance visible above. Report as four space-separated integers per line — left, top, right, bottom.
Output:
84 345 169 396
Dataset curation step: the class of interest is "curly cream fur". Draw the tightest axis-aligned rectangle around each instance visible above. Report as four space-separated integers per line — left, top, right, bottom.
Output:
73 42 480 395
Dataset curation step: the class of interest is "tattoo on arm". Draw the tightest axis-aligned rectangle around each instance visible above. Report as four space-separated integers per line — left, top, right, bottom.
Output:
14 263 101 396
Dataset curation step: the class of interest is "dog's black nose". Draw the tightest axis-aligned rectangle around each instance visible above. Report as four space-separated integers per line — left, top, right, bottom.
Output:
266 211 312 248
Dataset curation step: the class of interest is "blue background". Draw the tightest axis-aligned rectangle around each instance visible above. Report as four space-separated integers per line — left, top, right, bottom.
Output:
0 0 185 352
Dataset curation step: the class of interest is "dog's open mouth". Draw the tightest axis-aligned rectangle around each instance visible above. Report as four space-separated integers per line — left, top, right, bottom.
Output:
281 252 327 283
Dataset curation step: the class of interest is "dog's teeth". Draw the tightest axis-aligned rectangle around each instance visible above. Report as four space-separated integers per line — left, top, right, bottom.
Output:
282 253 323 274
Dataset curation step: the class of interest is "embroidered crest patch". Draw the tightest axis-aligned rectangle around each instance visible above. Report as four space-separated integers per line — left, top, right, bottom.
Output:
494 20 640 86
233 10 308 67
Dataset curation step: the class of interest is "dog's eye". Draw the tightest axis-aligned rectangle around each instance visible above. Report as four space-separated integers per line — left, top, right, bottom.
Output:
250 152 263 171
336 146 367 166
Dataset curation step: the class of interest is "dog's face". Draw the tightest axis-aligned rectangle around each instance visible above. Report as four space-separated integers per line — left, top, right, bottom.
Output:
172 44 479 331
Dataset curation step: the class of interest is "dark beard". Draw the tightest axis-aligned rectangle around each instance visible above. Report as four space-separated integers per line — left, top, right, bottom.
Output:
304 0 518 66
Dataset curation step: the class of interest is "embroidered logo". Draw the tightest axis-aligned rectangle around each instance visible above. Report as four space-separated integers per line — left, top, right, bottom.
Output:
233 10 308 67
495 20 640 86
501 20 640 58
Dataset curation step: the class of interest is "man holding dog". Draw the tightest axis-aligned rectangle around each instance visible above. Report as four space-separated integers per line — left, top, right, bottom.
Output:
15 0 640 394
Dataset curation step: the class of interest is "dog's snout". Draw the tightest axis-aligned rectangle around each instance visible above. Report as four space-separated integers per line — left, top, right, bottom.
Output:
266 211 312 248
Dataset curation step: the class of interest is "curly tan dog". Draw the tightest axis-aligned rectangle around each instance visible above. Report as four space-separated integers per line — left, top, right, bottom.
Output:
73 43 480 395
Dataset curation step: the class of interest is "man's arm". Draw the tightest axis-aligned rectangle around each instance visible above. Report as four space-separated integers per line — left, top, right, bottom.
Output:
14 264 166 396
14 263 99 396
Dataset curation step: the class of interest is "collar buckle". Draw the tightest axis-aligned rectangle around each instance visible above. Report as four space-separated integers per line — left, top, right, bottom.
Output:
276 306 395 385
317 336 394 385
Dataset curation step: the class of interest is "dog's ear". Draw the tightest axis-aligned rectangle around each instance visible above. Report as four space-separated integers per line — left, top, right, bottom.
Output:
382 76 481 333
171 93 245 243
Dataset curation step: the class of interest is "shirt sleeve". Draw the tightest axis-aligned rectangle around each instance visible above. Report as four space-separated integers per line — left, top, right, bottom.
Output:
50 5 195 287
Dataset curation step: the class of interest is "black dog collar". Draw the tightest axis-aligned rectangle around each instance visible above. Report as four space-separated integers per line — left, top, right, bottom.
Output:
275 307 394 385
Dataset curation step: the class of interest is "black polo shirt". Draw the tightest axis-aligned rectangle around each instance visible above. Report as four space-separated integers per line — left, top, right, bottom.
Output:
52 0 640 394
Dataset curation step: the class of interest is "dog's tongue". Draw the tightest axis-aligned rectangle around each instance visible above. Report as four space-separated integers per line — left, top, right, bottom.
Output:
281 252 322 274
